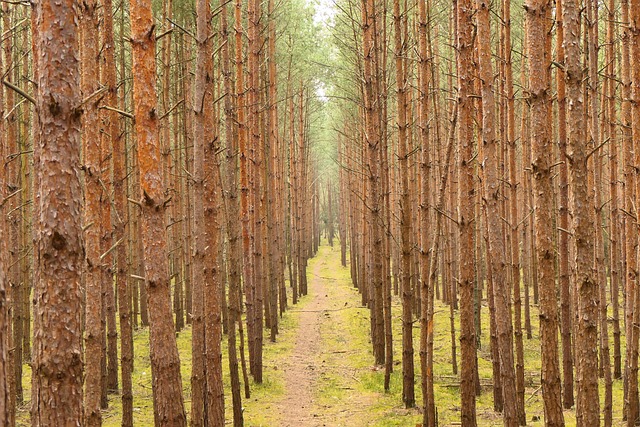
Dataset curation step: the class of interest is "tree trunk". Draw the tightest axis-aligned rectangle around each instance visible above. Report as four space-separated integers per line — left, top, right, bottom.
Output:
0 11 9 423
606 0 622 381
477 1 519 424
220 0 244 423
81 0 104 422
457 0 478 423
526 0 565 424
394 0 415 409
129 0 187 423
32 0 84 422
563 0 600 424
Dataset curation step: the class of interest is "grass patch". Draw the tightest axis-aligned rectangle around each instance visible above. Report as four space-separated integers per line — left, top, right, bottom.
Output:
15 241 629 426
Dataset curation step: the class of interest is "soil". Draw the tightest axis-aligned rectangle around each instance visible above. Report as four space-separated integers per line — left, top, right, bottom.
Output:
275 250 377 426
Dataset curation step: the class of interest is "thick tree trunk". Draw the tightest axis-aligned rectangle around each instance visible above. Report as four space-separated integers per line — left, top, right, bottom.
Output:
32 0 84 423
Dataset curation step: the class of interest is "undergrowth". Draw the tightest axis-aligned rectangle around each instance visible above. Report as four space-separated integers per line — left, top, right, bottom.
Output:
15 241 627 426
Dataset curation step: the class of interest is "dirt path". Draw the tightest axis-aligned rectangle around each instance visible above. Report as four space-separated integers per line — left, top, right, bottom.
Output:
274 246 383 427
274 256 327 426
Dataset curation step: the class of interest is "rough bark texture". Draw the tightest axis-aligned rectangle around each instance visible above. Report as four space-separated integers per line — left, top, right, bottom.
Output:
563 0 600 424
477 1 518 425
101 0 132 419
417 0 434 422
191 0 209 420
0 11 9 423
199 0 225 417
500 0 526 420
628 1 640 424
32 0 85 423
554 0 574 409
394 0 415 409
129 0 187 423
81 0 104 423
621 0 637 421
220 0 244 422
361 0 385 367
457 0 478 424
606 0 622 382
526 0 565 425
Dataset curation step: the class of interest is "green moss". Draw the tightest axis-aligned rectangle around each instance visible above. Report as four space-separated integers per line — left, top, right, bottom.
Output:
15 243 629 426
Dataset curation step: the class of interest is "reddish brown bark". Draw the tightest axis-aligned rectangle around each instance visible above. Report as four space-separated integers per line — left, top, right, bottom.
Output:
606 0 622 382
191 0 210 420
628 1 640 424
220 0 244 422
81 0 104 422
0 13 9 424
563 0 600 424
457 0 478 423
554 0 574 409
526 0 565 424
100 0 132 419
478 1 518 424
32 0 84 423
129 0 187 423
394 0 415 409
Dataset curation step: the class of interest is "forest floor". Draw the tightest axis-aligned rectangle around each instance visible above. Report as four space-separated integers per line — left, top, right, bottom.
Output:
15 242 629 426
271 245 390 426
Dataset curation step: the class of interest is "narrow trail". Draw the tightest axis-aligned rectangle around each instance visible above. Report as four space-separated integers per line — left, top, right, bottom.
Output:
274 245 380 426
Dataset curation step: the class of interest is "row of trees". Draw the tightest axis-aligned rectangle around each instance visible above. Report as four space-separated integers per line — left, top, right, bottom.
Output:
0 0 328 425
330 0 640 425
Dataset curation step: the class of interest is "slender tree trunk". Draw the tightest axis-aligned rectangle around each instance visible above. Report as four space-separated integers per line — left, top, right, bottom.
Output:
563 0 600 424
81 0 104 422
394 0 415 408
555 0 574 409
3 9 20 414
202 32 226 425
129 0 187 422
628 1 640 424
417 0 434 421
621 0 636 419
0 11 9 424
526 0 565 424
457 0 478 423
477 1 518 424
362 0 385 366
606 0 622 381
191 0 210 420
220 0 244 423
105 0 134 410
